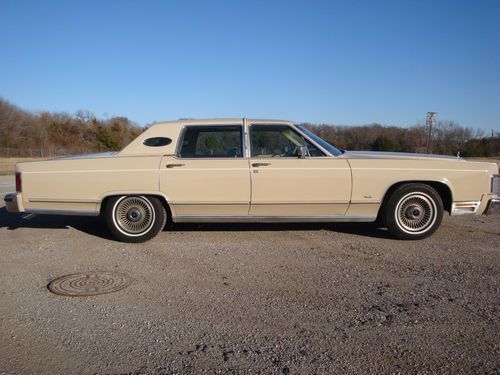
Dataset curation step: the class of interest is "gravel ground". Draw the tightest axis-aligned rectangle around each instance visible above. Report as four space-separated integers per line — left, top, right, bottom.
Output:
0 175 499 374
0 175 14 200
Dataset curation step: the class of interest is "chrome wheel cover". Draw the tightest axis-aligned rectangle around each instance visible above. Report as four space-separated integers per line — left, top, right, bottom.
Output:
395 192 437 234
113 196 155 236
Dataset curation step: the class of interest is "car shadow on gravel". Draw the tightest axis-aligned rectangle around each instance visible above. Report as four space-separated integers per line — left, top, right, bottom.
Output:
169 222 395 239
0 207 114 240
0 206 394 240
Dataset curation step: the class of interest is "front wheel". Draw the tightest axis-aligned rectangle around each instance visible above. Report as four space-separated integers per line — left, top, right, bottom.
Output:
383 183 443 240
105 195 167 243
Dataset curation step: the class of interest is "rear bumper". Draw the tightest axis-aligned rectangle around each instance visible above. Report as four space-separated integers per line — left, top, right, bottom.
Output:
3 192 25 213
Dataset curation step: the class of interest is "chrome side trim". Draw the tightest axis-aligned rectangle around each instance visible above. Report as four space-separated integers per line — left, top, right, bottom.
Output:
349 200 382 204
171 201 347 205
29 198 100 203
173 215 376 223
250 201 350 205
25 209 98 216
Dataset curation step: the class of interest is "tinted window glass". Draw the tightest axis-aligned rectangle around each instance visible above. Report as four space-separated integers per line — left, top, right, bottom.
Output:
250 125 324 158
143 137 172 147
179 126 243 158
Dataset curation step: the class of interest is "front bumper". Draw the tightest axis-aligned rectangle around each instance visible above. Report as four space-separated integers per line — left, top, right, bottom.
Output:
485 174 500 215
3 192 25 213
451 193 499 216
474 193 499 216
484 196 500 216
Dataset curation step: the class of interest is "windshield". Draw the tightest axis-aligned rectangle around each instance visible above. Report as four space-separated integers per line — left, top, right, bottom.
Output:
296 125 343 156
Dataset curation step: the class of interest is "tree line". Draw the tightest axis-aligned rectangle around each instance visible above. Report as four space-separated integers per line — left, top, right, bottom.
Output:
0 98 141 156
301 121 498 157
0 97 498 157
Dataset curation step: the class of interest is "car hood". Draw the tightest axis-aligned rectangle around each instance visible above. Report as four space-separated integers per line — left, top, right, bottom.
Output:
342 150 461 161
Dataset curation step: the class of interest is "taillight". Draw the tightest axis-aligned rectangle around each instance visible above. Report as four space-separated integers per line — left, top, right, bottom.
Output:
15 172 22 192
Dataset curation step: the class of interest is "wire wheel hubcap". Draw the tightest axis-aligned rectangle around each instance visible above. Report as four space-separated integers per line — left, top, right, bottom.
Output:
114 196 155 235
395 192 436 234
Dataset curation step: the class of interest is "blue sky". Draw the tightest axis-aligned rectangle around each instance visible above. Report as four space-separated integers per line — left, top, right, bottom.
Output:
0 0 499 129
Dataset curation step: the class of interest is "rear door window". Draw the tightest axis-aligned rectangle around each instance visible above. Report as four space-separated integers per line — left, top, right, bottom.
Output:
178 126 243 158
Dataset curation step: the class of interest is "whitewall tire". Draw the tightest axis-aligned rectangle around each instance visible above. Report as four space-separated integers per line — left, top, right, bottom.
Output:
105 195 167 243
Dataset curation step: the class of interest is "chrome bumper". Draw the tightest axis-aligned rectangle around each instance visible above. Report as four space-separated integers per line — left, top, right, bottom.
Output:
485 196 500 216
3 192 24 213
485 175 500 215
452 194 499 216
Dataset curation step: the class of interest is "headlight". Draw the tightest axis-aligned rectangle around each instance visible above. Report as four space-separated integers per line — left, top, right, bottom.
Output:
492 175 500 195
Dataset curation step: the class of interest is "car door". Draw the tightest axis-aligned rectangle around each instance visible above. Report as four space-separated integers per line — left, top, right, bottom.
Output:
248 123 351 217
160 123 250 219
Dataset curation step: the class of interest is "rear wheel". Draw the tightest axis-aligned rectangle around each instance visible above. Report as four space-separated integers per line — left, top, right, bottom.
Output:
105 195 166 243
383 183 443 240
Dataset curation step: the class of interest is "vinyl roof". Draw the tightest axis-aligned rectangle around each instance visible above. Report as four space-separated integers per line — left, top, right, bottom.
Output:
153 118 295 126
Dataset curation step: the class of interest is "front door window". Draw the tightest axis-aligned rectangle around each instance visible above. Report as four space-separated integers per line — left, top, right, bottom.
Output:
250 125 324 157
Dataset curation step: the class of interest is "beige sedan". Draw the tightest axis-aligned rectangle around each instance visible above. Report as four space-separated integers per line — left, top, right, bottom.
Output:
4 119 499 242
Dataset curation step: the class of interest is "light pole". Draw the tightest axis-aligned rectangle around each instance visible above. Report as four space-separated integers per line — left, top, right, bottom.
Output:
426 112 437 154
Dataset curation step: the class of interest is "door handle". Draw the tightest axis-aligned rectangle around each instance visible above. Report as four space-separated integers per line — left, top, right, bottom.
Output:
166 163 185 168
252 162 271 167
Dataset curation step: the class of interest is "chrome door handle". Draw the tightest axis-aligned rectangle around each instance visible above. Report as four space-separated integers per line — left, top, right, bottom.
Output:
166 163 185 168
252 162 271 167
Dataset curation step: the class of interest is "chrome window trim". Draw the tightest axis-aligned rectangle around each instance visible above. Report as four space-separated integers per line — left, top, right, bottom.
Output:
294 125 342 157
294 125 335 157
243 118 250 158
172 121 334 160
174 123 246 160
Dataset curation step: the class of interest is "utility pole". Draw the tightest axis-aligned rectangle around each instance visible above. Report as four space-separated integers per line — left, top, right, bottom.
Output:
426 112 437 154
492 129 495 156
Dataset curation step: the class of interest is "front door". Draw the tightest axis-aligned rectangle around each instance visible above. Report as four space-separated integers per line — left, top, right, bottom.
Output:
160 123 250 218
248 123 351 217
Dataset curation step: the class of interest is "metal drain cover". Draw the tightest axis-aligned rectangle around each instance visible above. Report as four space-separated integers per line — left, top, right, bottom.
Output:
48 271 132 297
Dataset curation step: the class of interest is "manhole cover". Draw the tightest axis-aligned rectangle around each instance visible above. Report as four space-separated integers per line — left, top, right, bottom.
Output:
48 271 132 297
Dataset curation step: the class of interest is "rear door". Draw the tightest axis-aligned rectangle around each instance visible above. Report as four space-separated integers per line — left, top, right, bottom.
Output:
248 123 351 217
160 122 250 218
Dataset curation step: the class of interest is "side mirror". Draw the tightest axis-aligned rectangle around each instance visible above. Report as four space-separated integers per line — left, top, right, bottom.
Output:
296 145 308 158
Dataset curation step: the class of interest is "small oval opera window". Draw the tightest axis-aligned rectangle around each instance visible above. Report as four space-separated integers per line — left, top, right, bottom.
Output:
143 137 172 147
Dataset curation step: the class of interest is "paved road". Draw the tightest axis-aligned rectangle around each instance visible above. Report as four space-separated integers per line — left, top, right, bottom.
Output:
0 175 499 374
